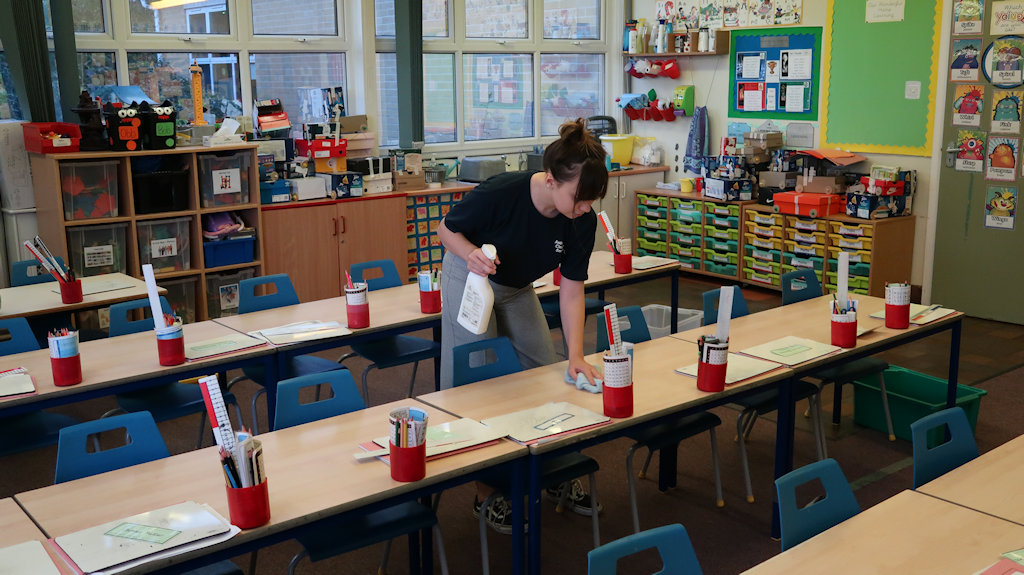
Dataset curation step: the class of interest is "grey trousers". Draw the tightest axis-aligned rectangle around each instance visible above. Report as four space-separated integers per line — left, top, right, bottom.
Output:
439 250 557 389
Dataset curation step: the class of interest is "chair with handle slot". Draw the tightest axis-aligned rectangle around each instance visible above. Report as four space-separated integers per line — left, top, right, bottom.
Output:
775 458 860 551
10 257 75 347
911 407 979 488
587 523 703 575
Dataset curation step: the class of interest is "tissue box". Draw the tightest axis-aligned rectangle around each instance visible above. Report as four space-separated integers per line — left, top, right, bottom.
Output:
286 177 328 201
796 175 846 194
846 193 913 219
703 177 753 201
775 192 845 218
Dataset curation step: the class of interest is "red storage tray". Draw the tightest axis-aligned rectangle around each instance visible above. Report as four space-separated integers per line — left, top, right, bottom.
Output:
774 192 845 218
295 138 347 159
22 122 82 154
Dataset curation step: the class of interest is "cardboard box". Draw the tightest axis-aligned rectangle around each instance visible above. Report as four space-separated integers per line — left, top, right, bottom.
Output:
349 156 391 177
260 180 291 204
344 132 376 159
286 177 328 201
314 156 347 175
846 193 913 219
389 149 423 174
758 171 797 190
744 131 784 151
336 114 368 133
364 173 393 195
255 98 291 133
296 138 346 159
317 171 364 198
703 177 753 201
256 139 288 162
774 192 845 218
796 175 846 194
393 171 426 192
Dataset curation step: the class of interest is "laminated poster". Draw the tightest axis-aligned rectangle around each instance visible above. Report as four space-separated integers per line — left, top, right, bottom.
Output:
983 36 1024 87
955 130 987 172
747 0 774 27
774 0 801 25
951 38 982 81
723 0 747 28
953 0 984 35
675 0 701 31
992 90 1023 132
991 1 1024 35
952 84 985 126
985 136 1019 181
700 0 725 28
985 186 1017 229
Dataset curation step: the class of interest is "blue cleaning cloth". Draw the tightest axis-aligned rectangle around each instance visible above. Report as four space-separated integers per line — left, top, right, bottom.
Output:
564 370 603 394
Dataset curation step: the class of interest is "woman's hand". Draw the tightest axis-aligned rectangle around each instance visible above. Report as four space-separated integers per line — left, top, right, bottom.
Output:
466 247 500 276
568 356 602 385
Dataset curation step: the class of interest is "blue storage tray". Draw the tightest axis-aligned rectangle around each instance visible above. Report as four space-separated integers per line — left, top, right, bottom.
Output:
204 236 255 268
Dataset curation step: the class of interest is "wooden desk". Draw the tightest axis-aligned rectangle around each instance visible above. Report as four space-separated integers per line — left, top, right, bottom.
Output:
0 320 275 418
0 498 71 573
742 490 1024 574
534 251 679 298
16 400 525 574
0 273 165 319
918 434 1024 526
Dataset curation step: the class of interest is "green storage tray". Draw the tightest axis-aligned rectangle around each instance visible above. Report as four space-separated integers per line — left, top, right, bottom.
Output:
671 220 703 234
670 243 702 259
704 248 738 265
670 197 703 211
825 271 871 290
704 213 740 229
826 283 869 296
744 256 781 275
703 261 738 276
638 215 668 231
638 205 668 219
782 264 823 282
670 231 702 247
783 253 825 271
744 268 780 286
704 224 740 241
704 202 740 217
637 237 667 254
670 254 701 270
853 366 987 443
637 193 669 208
671 208 703 224
827 258 871 276
703 237 739 254
744 245 783 263
636 227 667 242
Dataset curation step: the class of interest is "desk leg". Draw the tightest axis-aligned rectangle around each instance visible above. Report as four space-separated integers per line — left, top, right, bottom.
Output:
265 354 280 432
658 442 679 491
421 495 434 575
511 458 525 575
528 454 543 575
409 529 422 575
433 325 442 392
670 270 679 334
947 319 962 408
771 376 796 539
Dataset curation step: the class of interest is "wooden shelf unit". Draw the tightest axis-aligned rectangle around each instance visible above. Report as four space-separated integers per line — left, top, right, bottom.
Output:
29 143 264 322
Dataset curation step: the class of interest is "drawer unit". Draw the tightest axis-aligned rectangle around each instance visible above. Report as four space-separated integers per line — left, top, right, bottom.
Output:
704 202 740 217
785 228 827 245
744 245 783 263
827 246 873 263
704 248 738 265
670 197 703 211
744 256 781 275
636 227 667 242
670 243 702 259
704 213 740 229
746 234 784 252
746 210 783 227
670 231 702 247
782 252 825 271
704 224 740 241
784 240 826 258
785 216 828 233
702 237 738 253
704 261 738 276
745 221 785 239
637 215 669 231
671 220 703 235
782 264 824 283
671 208 703 225
744 268 781 287
637 193 669 208
826 283 870 296
638 205 668 219
827 258 871 276
671 255 702 270
829 234 874 251
825 271 871 290
829 220 875 237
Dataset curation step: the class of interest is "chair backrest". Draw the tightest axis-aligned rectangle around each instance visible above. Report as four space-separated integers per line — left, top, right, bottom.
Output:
781 269 823 306
911 407 979 488
452 336 523 387
54 411 170 484
350 259 402 291
596 305 651 352
0 317 41 356
239 274 300 314
11 257 65 287
701 287 750 326
273 370 366 431
107 296 173 337
587 523 703 575
775 458 860 551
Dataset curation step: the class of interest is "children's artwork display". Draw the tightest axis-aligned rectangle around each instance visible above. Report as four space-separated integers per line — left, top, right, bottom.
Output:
953 0 984 35
986 136 1019 180
951 38 983 81
729 27 821 120
953 84 986 125
992 89 1023 132
668 0 800 31
956 129 987 172
982 35 1024 86
985 186 1017 229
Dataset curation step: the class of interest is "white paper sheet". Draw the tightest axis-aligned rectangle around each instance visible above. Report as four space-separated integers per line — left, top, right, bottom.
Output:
0 372 35 397
675 353 783 384
742 55 762 79
743 91 764 111
185 333 267 360
740 336 841 366
249 321 351 345
371 417 506 456
481 402 610 444
0 540 62 575
869 305 958 325
629 256 677 270
785 85 805 112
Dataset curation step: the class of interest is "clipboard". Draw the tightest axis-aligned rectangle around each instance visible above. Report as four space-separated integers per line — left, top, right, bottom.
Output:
185 333 267 360
480 402 610 444
249 321 352 345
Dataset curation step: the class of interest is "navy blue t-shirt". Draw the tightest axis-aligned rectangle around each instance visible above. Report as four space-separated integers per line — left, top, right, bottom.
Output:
443 171 597 289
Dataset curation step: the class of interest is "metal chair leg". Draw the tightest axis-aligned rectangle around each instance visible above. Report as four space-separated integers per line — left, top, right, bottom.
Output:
809 393 827 460
625 444 642 533
378 539 393 575
589 472 600 548
478 492 499 575
287 549 309 575
743 410 759 440
832 378 844 427
247 549 258 575
638 449 655 479
361 364 377 405
251 388 266 435
878 372 896 441
737 410 755 503
407 360 421 398
709 426 724 508
433 524 450 575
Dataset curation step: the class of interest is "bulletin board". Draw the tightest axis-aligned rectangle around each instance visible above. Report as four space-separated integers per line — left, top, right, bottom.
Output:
819 0 942 156
727 27 822 121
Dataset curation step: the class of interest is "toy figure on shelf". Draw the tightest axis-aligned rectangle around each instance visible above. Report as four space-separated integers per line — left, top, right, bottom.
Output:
189 60 206 126
138 100 177 150
71 90 108 151
103 101 142 151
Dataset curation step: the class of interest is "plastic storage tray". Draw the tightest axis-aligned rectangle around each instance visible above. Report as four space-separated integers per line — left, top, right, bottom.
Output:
704 225 739 241
829 234 874 251
785 228 827 245
670 243 701 259
636 227 667 242
638 205 668 220
746 210 783 227
704 248 738 265
158 276 198 324
704 203 740 217
785 240 827 258
66 222 128 277
746 234 784 252
702 237 738 253
781 264 823 283
829 220 875 237
744 245 782 263
670 197 703 211
206 268 256 318
670 208 703 224
641 304 704 338
785 216 828 232
637 215 668 231
782 253 825 271
670 231 701 247
199 151 251 207
636 238 667 255
60 160 120 220
703 261 738 276
745 221 784 239
204 236 256 268
826 283 869 296
637 193 669 208
670 255 701 270
744 269 780 286
137 216 192 273
670 220 702 235
825 271 871 290
704 213 740 229
744 256 781 275
827 258 871 276
826 246 872 264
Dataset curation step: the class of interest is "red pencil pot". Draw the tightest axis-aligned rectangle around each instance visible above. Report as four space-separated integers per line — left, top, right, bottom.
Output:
603 383 633 418
885 303 910 329
155 323 185 366
553 267 562 286
830 314 857 348
613 253 632 274
59 279 83 304
346 283 370 328
50 355 82 387
390 442 426 482
225 479 271 529
602 353 633 418
419 289 441 314
696 359 727 393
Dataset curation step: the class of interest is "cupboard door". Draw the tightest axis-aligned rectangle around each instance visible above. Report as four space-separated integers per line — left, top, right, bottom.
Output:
262 204 342 302
337 196 407 282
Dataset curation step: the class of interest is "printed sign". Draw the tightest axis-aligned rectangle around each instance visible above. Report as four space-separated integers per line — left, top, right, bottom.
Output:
983 36 1024 86
953 84 985 126
956 130 987 172
866 0 905 22
212 168 241 195
992 89 1023 132
954 0 985 35
83 245 114 268
992 1 1024 34
150 238 178 259
985 186 1018 229
986 137 1020 181
951 38 983 81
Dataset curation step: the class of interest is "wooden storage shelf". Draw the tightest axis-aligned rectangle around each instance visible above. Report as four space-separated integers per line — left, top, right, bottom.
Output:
29 143 264 322
625 30 730 58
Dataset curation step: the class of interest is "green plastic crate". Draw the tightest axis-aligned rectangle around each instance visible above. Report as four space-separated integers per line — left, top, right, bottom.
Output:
637 237 667 254
704 248 738 265
670 197 702 211
853 366 987 442
704 212 740 229
703 237 739 254
637 193 669 208
636 227 667 242
670 255 701 270
670 243 701 259
638 205 668 219
704 202 740 217
744 245 783 263
671 220 702 234
744 256 781 275
827 258 871 276
703 261 737 276
670 231 701 247
704 224 740 241
638 215 668 231
783 253 825 271
671 208 703 224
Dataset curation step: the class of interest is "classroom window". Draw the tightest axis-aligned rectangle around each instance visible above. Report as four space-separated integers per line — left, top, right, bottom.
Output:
375 0 449 38
463 53 534 141
543 0 600 39
127 52 242 122
377 53 457 147
252 0 338 36
43 0 107 34
465 0 528 39
77 51 118 89
539 53 603 135
0 53 23 120
129 0 230 35
250 53 346 130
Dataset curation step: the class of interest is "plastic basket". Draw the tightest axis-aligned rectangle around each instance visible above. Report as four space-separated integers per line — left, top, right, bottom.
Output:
600 134 634 165
641 304 703 339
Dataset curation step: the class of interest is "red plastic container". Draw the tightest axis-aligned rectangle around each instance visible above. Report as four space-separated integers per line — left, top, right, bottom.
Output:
831 316 857 348
696 359 727 392
347 303 370 329
225 479 271 529
885 303 910 329
613 252 632 274
390 442 426 482
22 122 82 154
419 290 441 314
553 267 562 286
59 279 83 304
603 382 633 418
157 336 185 366
774 192 846 218
51 355 82 387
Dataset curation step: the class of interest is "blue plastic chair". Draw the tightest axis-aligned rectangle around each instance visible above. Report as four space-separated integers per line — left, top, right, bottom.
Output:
272 371 449 575
541 295 611 356
595 305 651 352
11 257 65 286
452 336 523 387
228 274 346 433
775 458 860 551
338 260 441 402
108 296 173 337
588 523 703 575
911 407 979 488
53 412 243 575
780 269 822 306
701 287 750 326
0 318 80 457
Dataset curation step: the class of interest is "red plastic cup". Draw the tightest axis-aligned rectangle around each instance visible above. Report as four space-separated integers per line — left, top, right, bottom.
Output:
346 283 370 328
885 303 910 329
60 279 83 304
613 252 632 274
831 315 857 348
603 384 633 418
602 353 633 418
696 359 727 392
419 289 441 314
225 479 271 529
553 267 562 286
156 336 185 366
390 442 426 482
50 355 82 387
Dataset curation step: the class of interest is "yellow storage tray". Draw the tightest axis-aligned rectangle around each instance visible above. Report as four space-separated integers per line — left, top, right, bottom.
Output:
826 246 873 264
828 220 875 238
785 228 828 245
744 221 785 239
829 234 874 251
745 233 784 251
784 240 827 258
785 216 828 233
746 210 784 227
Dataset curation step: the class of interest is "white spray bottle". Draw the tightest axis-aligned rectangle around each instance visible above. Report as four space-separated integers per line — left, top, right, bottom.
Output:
458 244 497 334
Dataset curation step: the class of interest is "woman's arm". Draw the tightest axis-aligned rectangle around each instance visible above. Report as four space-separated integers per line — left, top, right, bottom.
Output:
437 217 499 275
559 278 601 383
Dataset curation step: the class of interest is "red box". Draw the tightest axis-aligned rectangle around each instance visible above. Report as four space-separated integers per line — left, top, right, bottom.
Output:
22 122 82 154
774 192 845 218
860 176 906 196
295 138 348 159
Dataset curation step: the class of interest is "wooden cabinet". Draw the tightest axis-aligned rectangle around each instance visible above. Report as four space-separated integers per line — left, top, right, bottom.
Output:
592 167 667 252
262 196 406 302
